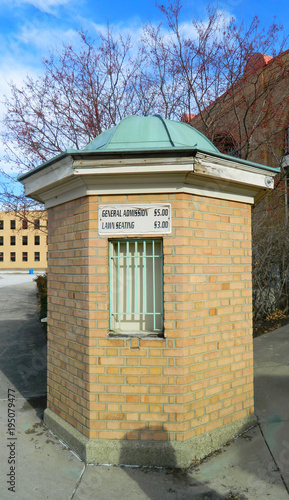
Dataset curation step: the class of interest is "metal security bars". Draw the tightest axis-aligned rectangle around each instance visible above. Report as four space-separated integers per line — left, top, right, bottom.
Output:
109 239 163 334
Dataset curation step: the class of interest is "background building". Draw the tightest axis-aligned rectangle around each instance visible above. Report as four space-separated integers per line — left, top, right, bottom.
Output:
0 210 47 271
190 50 289 169
190 51 289 320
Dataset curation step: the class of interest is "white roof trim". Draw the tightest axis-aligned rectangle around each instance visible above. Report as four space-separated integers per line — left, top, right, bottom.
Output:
20 153 276 208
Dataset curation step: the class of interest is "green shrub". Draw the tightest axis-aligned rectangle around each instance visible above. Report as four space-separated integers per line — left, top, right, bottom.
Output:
34 273 47 320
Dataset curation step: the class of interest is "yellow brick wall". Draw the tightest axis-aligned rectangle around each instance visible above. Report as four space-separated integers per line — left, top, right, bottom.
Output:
47 193 254 442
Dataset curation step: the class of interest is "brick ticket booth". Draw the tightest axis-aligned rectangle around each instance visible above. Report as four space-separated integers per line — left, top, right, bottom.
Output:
19 115 277 467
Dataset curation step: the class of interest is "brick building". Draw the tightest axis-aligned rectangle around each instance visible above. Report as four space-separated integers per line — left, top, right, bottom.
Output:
190 51 289 169
0 210 47 270
190 51 289 317
19 115 277 467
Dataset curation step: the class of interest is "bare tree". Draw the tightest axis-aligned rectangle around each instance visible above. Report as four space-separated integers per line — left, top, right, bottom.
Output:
0 1 286 210
252 174 289 321
2 26 146 174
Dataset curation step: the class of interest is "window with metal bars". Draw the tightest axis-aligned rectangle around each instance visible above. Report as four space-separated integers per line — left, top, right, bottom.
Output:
109 239 163 335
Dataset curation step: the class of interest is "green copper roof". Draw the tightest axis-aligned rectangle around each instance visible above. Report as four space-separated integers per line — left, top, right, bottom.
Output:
18 114 279 183
83 115 218 153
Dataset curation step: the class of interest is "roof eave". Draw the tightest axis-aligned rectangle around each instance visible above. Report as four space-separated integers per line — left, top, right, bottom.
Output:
18 145 279 185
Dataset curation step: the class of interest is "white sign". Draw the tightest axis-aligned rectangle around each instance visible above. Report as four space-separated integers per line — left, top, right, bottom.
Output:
98 204 171 235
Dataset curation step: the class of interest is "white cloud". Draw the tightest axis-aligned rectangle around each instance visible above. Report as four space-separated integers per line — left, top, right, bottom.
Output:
25 0 70 6
16 24 79 51
0 0 73 14
0 23 79 174
0 60 40 175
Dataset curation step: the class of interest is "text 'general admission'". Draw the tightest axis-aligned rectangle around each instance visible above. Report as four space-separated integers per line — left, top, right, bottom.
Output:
98 204 171 235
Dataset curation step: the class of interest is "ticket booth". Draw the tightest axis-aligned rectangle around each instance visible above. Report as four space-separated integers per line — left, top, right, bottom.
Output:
19 115 277 467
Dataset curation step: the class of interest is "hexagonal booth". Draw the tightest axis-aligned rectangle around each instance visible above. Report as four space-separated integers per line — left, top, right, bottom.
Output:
19 115 277 467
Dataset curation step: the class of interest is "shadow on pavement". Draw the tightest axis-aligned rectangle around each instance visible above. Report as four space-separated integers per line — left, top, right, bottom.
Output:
0 282 47 405
117 429 229 500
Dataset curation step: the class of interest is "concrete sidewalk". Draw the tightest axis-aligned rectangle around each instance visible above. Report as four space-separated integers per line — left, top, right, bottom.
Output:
0 278 289 499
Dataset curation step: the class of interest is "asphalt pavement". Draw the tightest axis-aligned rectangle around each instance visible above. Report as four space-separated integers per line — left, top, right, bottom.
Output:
0 274 289 499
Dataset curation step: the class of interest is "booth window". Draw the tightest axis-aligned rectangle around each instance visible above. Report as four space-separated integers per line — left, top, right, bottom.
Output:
109 239 163 335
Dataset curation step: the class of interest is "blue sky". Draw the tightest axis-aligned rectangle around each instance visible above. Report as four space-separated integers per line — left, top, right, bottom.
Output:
0 0 288 99
0 0 288 186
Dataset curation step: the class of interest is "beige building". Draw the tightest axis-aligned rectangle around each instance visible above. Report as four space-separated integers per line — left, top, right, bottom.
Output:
0 211 47 271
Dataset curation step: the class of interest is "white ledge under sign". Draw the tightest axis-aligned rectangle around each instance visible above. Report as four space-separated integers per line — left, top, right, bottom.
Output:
98 204 171 235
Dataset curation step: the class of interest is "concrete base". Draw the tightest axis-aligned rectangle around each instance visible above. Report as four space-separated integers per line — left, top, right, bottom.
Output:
44 409 258 468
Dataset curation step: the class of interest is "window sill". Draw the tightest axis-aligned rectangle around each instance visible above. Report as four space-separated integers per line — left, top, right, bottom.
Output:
108 330 165 339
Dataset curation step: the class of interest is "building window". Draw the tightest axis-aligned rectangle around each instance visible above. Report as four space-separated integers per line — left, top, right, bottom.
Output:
10 236 15 246
109 239 163 335
34 235 40 245
22 219 28 229
0 220 3 230
0 252 3 262
34 252 40 262
213 133 239 157
0 236 3 246
10 252 15 262
22 252 28 262
10 220 16 230
34 219 40 230
22 236 28 245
